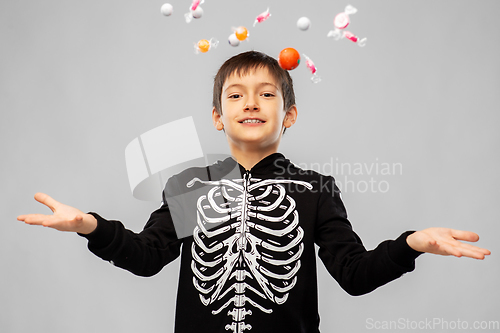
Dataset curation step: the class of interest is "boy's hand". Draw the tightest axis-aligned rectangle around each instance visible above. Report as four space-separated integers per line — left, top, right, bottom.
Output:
407 228 491 259
17 193 97 234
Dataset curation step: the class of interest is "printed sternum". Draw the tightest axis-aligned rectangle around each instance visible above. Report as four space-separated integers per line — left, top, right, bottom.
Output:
235 172 251 254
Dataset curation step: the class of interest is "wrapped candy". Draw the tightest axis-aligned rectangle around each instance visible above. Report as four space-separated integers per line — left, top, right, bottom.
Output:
343 31 367 46
190 0 203 11
185 0 204 23
333 4 357 29
234 26 249 41
303 54 321 83
327 30 366 47
194 38 218 54
227 26 248 47
253 8 271 27
327 4 366 47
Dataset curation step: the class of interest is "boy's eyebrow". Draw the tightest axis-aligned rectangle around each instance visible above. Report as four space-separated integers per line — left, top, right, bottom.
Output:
223 82 278 93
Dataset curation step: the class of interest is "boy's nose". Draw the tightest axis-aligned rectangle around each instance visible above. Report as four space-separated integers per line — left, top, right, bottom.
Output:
244 103 259 111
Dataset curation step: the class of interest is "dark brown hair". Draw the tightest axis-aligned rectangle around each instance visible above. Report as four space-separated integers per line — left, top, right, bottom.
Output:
212 51 296 115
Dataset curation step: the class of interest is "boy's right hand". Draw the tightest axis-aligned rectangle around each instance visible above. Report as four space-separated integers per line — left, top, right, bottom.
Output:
17 193 97 234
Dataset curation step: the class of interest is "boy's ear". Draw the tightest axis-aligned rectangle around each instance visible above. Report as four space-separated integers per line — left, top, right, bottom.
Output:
283 105 298 129
212 107 224 131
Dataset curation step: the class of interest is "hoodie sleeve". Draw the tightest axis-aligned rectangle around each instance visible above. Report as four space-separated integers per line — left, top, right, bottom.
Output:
78 178 184 277
315 176 422 296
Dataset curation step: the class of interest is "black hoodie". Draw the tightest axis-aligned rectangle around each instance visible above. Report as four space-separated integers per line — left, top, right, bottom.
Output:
81 153 421 333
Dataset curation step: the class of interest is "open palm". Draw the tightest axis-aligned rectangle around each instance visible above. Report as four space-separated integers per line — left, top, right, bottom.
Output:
407 228 490 259
17 193 97 234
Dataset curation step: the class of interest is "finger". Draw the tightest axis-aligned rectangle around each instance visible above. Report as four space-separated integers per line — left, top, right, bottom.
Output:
450 229 479 242
447 240 491 254
453 247 488 260
439 240 490 259
21 214 53 226
18 213 47 221
34 192 59 212
454 244 491 256
480 248 491 255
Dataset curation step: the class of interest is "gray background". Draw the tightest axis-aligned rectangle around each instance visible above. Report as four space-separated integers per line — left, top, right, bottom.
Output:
1 0 499 332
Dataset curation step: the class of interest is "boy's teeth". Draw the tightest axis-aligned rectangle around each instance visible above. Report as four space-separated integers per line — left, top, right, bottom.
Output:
242 119 264 123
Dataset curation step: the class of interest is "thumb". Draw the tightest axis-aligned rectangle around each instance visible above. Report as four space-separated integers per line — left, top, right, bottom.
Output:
34 193 59 213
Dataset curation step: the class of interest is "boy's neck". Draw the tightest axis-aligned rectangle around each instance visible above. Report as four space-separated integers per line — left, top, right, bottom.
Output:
230 146 278 171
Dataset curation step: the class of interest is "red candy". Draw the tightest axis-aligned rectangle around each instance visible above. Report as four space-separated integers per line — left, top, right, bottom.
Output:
343 31 358 43
334 12 350 29
278 48 300 71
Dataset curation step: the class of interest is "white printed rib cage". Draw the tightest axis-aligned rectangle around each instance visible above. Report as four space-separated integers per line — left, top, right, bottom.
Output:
188 173 313 332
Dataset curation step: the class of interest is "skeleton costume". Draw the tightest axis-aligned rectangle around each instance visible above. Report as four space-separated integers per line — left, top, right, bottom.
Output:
80 153 421 333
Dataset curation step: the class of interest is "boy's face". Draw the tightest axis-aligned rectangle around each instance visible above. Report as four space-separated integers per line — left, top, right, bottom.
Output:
212 67 297 154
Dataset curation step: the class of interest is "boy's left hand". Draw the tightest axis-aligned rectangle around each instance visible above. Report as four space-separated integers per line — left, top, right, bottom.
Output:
406 228 491 259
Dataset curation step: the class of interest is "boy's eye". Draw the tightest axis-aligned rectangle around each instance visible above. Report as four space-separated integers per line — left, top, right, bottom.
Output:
262 93 274 97
228 94 241 99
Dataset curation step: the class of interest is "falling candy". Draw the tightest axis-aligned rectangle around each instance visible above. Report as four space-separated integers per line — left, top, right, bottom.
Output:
303 54 321 83
327 29 366 46
185 6 203 22
227 26 248 46
334 4 357 29
160 3 173 16
185 0 204 23
343 31 367 46
228 33 240 47
253 8 271 27
278 48 300 71
234 26 249 41
327 4 366 47
297 17 311 31
191 7 203 18
194 38 218 54
190 0 203 11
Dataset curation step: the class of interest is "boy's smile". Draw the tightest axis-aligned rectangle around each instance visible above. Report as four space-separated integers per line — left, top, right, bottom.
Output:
212 67 297 167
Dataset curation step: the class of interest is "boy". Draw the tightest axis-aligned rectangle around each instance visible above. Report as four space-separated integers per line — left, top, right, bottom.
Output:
18 51 490 333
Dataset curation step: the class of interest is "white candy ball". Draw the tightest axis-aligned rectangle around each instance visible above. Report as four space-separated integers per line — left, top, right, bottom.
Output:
192 6 203 19
160 3 173 16
297 17 311 31
228 33 240 47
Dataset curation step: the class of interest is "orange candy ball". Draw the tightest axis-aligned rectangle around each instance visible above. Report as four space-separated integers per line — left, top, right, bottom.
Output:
278 48 301 70
235 26 248 41
197 39 210 53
